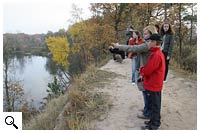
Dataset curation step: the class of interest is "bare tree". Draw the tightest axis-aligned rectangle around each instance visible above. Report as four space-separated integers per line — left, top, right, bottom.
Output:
178 3 182 57
3 37 13 111
69 4 83 24
3 35 25 112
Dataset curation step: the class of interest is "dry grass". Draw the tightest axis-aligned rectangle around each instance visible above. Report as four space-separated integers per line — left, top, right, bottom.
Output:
23 65 118 130
23 94 68 130
170 58 197 80
62 65 118 129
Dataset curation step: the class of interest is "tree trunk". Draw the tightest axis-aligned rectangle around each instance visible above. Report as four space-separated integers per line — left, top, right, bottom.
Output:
81 46 87 65
164 3 167 20
114 21 119 39
179 3 182 63
12 94 15 111
190 3 194 44
147 3 151 25
4 59 12 112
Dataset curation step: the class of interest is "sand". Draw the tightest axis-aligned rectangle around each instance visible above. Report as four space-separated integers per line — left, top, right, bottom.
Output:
90 58 197 130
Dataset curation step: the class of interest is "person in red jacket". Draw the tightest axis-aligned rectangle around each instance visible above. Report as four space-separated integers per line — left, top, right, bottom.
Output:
128 31 144 85
139 34 165 130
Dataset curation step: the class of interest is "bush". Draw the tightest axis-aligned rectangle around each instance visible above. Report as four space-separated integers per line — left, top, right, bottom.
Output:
172 44 197 73
47 77 63 99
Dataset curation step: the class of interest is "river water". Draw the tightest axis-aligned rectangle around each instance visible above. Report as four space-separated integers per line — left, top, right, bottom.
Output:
10 56 55 110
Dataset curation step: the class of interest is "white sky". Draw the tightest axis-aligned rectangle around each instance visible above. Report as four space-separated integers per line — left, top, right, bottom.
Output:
3 2 92 34
3 0 198 35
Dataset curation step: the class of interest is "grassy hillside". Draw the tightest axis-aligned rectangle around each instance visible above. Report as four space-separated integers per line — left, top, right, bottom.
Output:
23 65 118 130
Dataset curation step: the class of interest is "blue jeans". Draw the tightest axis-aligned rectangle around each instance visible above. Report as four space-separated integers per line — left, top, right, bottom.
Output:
132 56 136 82
142 90 151 118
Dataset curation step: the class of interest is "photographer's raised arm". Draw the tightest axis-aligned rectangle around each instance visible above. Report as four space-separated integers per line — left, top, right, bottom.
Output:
115 42 149 54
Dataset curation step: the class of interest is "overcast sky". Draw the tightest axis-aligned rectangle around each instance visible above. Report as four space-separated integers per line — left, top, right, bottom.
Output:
3 2 92 34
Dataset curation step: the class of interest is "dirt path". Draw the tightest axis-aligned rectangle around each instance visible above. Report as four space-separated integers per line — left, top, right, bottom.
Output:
90 59 197 130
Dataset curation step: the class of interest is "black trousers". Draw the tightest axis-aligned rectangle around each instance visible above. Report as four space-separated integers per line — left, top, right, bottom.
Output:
147 90 161 129
162 51 170 81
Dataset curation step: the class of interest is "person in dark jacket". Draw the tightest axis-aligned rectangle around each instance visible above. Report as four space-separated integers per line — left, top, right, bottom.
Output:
125 25 134 56
125 25 134 45
140 34 165 130
160 21 175 82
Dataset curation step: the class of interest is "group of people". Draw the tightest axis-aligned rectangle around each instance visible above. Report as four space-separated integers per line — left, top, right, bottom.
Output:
109 21 175 130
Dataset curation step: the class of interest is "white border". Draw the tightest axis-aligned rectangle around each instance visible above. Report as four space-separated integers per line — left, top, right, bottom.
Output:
0 0 199 133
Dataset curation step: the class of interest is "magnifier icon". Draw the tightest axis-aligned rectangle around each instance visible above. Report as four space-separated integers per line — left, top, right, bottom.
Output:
5 116 18 129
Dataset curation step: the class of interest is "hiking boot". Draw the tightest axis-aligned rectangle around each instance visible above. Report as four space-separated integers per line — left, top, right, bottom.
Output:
141 125 159 130
137 113 150 119
141 125 151 130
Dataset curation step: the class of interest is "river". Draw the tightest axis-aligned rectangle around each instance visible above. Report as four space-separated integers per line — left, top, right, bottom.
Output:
9 55 56 110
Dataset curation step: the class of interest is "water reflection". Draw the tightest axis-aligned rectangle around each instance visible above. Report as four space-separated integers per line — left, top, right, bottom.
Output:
45 57 59 75
10 56 56 109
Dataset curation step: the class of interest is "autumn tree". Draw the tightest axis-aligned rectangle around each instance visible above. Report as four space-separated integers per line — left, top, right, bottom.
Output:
67 16 116 67
45 36 70 68
89 3 196 73
6 81 25 111
91 3 133 40
45 36 71 89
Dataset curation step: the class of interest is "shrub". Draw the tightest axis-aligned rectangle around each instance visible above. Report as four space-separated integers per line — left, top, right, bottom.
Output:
172 44 197 73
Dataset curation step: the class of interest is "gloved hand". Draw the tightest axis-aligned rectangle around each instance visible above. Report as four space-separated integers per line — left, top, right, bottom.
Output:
108 45 114 50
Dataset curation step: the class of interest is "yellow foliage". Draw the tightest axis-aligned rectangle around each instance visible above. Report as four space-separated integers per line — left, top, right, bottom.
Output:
68 20 115 49
67 19 116 64
45 36 70 68
70 44 81 54
68 22 86 43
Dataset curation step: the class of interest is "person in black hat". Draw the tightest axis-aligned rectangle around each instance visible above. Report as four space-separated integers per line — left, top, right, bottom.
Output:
149 33 162 41
139 33 165 130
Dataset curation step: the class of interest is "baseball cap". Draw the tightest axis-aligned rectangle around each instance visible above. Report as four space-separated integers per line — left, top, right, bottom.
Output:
149 34 162 41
